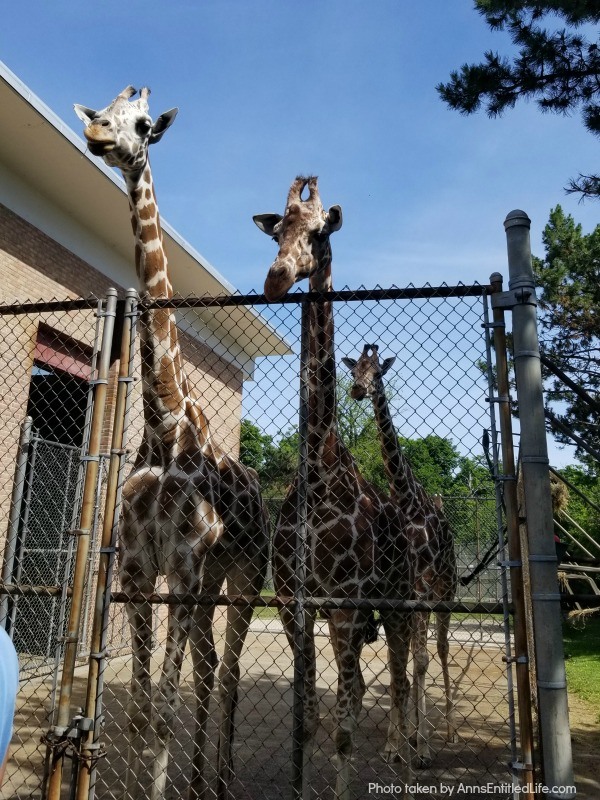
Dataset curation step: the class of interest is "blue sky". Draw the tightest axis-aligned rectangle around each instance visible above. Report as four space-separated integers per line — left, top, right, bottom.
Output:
2 1 597 465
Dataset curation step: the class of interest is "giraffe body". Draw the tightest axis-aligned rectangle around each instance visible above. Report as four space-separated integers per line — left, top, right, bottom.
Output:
342 344 458 765
75 88 268 800
255 178 414 799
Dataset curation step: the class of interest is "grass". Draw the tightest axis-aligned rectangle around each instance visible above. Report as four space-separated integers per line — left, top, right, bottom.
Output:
562 614 600 720
250 603 506 624
251 590 279 620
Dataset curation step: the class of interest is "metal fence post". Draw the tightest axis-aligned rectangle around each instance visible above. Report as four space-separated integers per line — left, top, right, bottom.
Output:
503 211 574 796
75 289 138 800
0 415 33 630
291 298 310 800
46 289 118 800
489 273 535 793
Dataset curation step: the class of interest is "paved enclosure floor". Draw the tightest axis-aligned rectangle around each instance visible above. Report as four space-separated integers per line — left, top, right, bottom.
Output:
5 614 598 799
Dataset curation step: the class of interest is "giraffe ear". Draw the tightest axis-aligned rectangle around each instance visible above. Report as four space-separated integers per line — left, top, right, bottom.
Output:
325 205 343 233
74 104 99 124
381 357 396 374
341 357 357 371
253 214 283 236
149 108 178 143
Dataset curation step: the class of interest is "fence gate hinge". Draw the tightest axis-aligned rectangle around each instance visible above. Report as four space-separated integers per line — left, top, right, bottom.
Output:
510 759 534 773
491 288 538 310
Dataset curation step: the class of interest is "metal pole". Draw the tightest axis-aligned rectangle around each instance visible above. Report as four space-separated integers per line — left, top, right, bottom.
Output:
291 298 310 800
482 292 518 769
503 211 574 796
43 303 103 800
489 273 535 794
46 289 118 800
9 432 39 635
0 416 33 631
75 289 137 800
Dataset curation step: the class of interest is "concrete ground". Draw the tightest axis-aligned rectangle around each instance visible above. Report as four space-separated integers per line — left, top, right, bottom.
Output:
4 613 597 800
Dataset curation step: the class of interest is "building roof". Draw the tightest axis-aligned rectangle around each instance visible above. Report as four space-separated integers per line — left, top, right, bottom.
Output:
0 62 291 375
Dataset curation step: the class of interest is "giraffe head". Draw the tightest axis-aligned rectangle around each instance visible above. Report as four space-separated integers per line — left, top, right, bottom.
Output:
342 344 396 401
254 176 343 301
74 86 177 173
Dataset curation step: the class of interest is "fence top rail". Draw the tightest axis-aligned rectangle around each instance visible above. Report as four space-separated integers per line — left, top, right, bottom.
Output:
0 284 490 315
0 297 101 315
139 283 491 308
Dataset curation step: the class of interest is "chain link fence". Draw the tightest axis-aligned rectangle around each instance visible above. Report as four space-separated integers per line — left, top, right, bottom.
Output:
0 286 540 799
0 298 106 799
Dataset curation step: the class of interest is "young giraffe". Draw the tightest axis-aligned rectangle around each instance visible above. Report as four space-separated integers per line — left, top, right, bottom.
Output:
254 177 415 800
342 344 458 766
75 87 268 800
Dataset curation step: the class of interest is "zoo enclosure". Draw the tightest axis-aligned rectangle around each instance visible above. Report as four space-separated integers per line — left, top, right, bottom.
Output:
0 213 573 799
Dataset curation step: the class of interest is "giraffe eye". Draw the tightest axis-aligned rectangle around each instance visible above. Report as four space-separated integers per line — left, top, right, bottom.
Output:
271 235 279 244
136 118 152 135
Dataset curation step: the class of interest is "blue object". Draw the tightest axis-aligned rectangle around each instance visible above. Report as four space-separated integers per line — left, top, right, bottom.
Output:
0 627 19 767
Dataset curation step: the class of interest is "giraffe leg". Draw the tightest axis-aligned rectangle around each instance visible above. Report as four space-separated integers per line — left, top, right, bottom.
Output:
328 609 368 800
123 595 154 800
214 562 265 800
187 598 219 800
412 612 432 769
119 545 157 800
151 586 196 800
379 610 413 785
436 611 457 743
328 614 366 723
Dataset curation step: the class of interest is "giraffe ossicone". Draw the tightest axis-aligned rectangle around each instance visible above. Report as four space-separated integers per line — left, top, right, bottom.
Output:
76 86 268 800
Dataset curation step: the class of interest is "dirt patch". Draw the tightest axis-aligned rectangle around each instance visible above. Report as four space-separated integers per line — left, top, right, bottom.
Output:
4 617 598 799
570 693 600 800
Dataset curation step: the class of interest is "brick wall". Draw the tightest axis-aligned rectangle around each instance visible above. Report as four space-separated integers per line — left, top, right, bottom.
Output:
0 202 245 593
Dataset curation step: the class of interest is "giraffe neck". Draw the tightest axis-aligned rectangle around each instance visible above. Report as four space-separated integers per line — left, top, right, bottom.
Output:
125 167 172 300
124 166 213 460
372 383 427 507
306 248 338 441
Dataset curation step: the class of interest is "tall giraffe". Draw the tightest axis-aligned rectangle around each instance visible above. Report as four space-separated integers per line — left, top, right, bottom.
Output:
75 87 268 800
254 177 414 799
342 344 458 766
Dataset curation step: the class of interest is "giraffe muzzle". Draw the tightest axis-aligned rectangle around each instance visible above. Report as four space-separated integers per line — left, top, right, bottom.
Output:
87 141 116 156
263 262 296 302
350 385 367 401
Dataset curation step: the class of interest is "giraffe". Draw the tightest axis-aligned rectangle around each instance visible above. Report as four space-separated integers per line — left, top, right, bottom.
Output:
75 87 268 800
341 344 458 766
254 177 414 800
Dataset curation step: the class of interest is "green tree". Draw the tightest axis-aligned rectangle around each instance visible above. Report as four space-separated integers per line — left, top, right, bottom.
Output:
398 435 461 496
241 413 495 544
532 205 600 466
451 454 497 497
263 429 299 497
239 419 299 498
239 419 273 475
437 2 600 197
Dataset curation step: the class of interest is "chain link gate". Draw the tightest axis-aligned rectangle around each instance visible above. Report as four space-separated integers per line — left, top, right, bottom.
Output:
1 223 573 800
79 284 526 799
0 293 114 798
